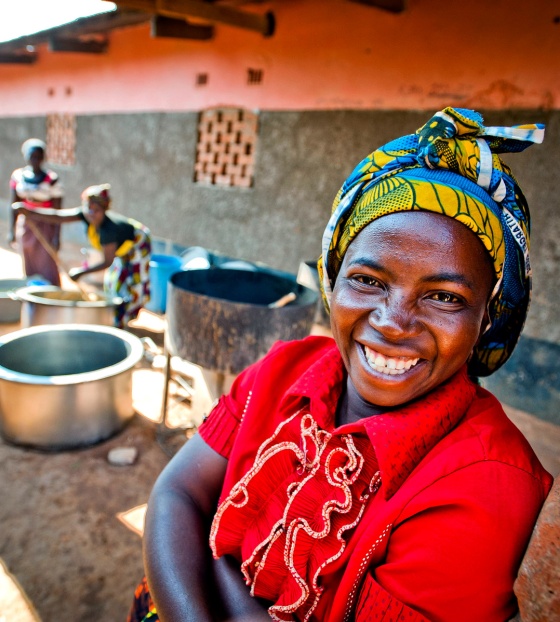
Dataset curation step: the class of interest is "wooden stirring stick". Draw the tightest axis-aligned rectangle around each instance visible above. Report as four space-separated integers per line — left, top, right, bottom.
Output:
268 292 297 308
25 219 96 302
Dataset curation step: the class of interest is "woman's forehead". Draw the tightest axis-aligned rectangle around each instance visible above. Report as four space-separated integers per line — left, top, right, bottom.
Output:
346 211 494 276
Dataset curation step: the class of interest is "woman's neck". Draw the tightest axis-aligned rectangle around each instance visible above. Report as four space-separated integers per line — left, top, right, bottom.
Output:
336 377 390 426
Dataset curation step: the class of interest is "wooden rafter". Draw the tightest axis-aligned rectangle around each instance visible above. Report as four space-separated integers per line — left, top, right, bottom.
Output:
349 0 407 12
48 37 109 53
104 0 275 36
151 15 214 39
0 10 148 57
0 53 37 64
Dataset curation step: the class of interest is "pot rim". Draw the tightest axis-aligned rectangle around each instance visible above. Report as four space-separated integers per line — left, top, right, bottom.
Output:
0 323 143 385
14 285 122 307
0 278 29 297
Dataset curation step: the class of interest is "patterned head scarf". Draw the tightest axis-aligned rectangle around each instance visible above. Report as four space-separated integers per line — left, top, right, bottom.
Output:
21 138 46 161
81 183 111 209
318 107 544 376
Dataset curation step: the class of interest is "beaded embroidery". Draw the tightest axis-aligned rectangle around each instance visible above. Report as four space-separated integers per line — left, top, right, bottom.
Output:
210 410 381 621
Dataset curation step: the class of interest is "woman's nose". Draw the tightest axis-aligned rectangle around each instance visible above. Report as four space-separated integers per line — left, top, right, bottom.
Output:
368 296 419 339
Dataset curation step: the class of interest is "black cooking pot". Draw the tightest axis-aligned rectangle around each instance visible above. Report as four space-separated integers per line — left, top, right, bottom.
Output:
166 268 319 375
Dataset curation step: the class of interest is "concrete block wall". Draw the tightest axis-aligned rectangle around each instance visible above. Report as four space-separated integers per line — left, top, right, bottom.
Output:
1 108 558 422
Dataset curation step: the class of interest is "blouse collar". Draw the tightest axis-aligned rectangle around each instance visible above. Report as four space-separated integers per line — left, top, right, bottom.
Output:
284 341 476 499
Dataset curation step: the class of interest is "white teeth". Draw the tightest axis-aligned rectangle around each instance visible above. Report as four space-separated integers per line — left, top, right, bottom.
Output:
364 346 419 375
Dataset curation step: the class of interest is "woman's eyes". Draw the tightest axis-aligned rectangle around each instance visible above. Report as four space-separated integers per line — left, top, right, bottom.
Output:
352 274 382 287
428 291 462 304
349 275 465 306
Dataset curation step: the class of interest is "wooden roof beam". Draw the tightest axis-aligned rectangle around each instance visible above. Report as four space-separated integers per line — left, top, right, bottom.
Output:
0 52 37 64
349 0 407 12
48 37 109 53
105 0 275 36
151 15 214 39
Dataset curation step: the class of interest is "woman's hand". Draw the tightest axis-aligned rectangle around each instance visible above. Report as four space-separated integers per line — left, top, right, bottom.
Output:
6 230 17 249
11 202 25 216
68 267 84 282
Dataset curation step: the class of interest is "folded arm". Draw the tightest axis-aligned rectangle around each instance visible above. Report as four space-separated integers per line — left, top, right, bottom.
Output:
143 433 271 622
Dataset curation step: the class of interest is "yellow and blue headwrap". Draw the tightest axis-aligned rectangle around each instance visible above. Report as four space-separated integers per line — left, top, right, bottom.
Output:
318 107 544 377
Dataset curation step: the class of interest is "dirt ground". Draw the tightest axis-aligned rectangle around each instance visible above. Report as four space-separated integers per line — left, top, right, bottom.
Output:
0 229 204 621
0 223 558 622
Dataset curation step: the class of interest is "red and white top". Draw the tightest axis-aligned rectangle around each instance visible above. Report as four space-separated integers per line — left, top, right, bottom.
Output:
10 166 63 208
200 336 552 622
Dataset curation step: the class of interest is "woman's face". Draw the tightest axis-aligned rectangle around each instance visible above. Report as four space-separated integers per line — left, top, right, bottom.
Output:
27 148 44 171
330 211 495 409
82 199 107 227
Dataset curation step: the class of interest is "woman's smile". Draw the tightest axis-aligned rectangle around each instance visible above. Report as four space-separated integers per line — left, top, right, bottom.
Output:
330 211 495 410
362 344 420 375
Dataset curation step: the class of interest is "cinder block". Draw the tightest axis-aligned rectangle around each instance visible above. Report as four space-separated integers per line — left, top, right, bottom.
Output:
233 175 252 188
215 175 233 186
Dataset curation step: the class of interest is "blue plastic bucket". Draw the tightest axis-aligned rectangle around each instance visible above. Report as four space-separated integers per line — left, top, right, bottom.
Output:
146 254 183 314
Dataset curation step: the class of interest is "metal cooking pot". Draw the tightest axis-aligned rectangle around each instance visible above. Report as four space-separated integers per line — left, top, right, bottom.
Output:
166 268 318 376
11 285 120 327
0 324 143 449
0 278 28 323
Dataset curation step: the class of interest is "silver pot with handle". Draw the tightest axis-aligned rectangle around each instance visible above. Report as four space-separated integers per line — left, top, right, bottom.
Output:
11 285 121 327
0 278 28 323
0 324 143 449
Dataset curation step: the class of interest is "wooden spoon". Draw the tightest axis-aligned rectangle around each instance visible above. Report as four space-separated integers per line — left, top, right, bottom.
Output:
25 219 97 302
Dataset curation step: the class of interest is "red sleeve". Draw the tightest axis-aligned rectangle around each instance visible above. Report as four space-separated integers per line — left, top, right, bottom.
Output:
369 461 547 622
198 341 288 458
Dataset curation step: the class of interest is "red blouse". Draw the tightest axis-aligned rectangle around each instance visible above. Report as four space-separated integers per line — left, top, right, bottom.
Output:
199 336 552 622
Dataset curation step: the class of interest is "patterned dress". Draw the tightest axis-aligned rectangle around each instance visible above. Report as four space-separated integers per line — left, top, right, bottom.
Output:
81 212 151 328
10 166 63 285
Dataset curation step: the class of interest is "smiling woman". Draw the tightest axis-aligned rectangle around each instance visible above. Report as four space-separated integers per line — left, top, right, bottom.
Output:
129 108 553 622
330 211 495 415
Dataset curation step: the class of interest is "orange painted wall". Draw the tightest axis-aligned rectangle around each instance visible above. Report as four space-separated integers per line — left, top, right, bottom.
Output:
0 0 558 116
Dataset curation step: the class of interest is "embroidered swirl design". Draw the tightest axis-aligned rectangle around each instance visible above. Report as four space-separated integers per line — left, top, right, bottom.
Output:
210 411 380 621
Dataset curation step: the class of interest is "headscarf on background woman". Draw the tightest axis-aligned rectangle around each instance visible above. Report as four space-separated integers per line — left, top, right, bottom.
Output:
319 107 544 377
21 138 48 161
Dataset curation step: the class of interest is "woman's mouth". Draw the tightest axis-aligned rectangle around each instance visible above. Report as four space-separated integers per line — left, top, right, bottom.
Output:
363 345 420 376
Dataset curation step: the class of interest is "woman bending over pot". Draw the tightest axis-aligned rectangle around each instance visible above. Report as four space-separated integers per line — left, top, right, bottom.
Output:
13 184 151 328
129 107 552 622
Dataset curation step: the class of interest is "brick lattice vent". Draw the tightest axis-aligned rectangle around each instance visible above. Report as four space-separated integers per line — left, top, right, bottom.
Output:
194 108 258 188
46 113 76 166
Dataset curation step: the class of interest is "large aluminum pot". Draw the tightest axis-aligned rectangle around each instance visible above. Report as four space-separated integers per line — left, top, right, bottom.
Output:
0 278 28 323
12 285 119 327
0 324 143 449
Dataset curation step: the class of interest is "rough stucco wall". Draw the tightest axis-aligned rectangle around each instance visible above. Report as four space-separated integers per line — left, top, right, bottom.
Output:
0 108 557 336
0 0 558 115
1 109 559 419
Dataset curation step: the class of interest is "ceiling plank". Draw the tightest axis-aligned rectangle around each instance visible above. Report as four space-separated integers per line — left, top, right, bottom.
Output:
107 0 275 36
349 0 407 12
151 15 214 39
48 37 109 53
0 10 149 55
0 53 37 64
